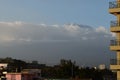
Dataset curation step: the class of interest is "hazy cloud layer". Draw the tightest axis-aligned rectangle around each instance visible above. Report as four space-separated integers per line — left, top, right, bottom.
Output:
0 21 114 42
0 21 115 66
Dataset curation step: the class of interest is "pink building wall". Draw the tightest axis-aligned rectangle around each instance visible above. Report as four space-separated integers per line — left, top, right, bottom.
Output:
6 73 34 80
6 73 21 80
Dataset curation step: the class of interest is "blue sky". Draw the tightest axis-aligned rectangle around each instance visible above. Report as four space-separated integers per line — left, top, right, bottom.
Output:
0 0 115 27
0 0 116 66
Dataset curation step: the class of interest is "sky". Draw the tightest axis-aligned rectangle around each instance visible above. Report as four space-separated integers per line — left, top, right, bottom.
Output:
0 0 116 67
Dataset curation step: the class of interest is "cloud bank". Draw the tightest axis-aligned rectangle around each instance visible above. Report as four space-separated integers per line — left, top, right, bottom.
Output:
0 21 114 42
0 21 115 66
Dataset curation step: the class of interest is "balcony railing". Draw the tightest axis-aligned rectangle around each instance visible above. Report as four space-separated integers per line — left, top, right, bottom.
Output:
109 1 120 8
110 59 120 65
110 21 120 27
110 40 120 46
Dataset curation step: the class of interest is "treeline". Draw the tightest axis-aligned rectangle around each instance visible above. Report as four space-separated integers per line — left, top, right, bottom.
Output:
0 57 45 72
0 57 115 80
41 59 115 80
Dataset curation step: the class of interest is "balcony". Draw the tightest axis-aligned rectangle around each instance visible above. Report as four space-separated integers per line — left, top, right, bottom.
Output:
110 59 120 65
110 21 120 32
110 40 120 51
110 40 120 46
109 1 120 14
109 1 120 8
110 59 120 70
111 21 119 27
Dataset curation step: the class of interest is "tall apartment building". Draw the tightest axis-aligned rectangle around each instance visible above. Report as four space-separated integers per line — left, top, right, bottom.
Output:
109 0 120 79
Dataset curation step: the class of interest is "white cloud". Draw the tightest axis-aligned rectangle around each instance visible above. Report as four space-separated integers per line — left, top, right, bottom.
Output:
0 21 23 27
95 26 108 33
64 24 80 32
0 21 113 43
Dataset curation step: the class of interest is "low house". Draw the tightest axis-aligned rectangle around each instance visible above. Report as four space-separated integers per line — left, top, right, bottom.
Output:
22 69 41 79
6 73 34 80
6 69 41 80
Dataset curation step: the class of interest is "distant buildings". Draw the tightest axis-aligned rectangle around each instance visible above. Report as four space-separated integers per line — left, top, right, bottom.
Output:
98 64 105 70
0 63 8 69
109 0 120 80
0 63 8 80
0 62 41 80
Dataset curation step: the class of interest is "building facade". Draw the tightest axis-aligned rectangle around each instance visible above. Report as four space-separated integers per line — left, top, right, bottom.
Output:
5 69 41 80
6 73 34 80
98 64 106 70
109 0 120 80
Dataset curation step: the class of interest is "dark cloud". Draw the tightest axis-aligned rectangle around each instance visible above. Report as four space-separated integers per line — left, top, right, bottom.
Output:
0 21 115 67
